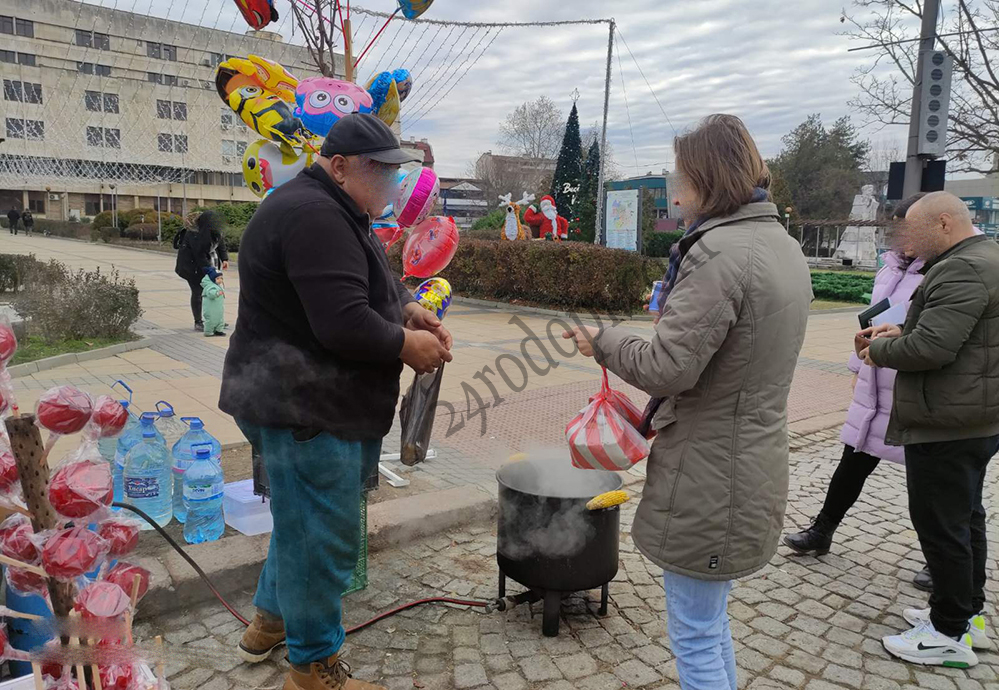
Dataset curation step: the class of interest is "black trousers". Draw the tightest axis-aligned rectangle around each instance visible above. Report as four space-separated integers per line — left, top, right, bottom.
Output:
820 445 881 523
186 276 203 325
906 435 998 637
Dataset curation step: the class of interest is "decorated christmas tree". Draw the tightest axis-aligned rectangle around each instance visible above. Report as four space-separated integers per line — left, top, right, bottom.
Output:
571 140 601 243
550 103 583 217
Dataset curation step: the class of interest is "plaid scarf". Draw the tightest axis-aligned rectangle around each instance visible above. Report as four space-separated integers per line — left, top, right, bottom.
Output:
640 188 770 435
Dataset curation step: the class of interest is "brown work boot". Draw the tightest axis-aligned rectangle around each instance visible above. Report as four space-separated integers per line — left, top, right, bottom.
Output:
282 653 386 690
237 612 286 663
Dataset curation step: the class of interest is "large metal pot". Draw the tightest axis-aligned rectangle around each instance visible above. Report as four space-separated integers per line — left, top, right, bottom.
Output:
496 457 623 635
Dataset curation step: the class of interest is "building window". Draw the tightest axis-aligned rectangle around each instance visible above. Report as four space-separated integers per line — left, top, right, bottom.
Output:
105 128 120 148
85 91 101 111
210 52 224 67
201 80 213 90
75 29 92 47
156 99 171 119
103 93 118 114
163 45 177 61
79 62 94 74
87 126 118 148
158 133 173 152
0 49 13 63
147 42 161 59
175 135 188 153
86 126 103 147
236 141 247 159
162 74 178 86
5 118 24 139
96 64 111 77
0 16 12 34
28 198 44 214
221 139 236 158
147 72 162 84
25 120 43 140
173 102 187 121
3 79 21 102
95 32 110 50
221 109 234 128
17 53 35 66
24 82 41 104
85 199 101 216
14 18 32 38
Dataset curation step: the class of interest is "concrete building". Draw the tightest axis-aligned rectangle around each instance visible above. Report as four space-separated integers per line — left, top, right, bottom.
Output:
439 178 489 229
474 152 556 196
606 171 676 220
0 0 328 220
945 174 999 236
401 136 434 169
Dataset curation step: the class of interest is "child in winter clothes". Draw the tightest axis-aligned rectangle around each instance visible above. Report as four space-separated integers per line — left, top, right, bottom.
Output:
201 266 226 337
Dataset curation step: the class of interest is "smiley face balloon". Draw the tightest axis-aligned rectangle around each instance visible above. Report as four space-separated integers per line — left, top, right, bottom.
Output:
243 139 309 198
294 77 375 138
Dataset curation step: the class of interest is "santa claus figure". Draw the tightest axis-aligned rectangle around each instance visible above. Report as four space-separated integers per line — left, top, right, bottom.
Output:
524 195 569 241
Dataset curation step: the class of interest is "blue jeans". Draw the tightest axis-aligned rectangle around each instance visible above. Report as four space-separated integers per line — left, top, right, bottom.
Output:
237 420 381 665
663 571 737 690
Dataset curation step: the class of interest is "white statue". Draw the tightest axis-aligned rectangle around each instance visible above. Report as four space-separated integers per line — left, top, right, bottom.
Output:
834 184 880 265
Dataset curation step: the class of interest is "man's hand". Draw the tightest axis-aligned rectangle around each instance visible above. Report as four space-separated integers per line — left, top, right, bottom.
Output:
869 323 902 339
400 329 452 374
221 261 229 271
859 347 875 367
403 303 453 350
563 325 601 358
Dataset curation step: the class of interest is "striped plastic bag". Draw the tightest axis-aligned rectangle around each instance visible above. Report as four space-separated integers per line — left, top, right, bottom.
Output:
566 369 651 471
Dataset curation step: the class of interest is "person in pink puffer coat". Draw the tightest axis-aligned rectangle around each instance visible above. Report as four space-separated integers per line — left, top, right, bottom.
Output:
784 192 935 590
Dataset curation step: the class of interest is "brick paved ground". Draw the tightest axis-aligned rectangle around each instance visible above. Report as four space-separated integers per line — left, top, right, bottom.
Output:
137 431 999 690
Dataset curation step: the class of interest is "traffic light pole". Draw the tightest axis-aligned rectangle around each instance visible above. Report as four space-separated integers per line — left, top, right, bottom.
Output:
902 0 941 198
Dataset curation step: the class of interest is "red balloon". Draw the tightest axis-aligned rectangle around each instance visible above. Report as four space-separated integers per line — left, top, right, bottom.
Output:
0 322 16 366
98 518 140 557
0 447 18 492
106 562 151 603
0 515 37 562
401 216 459 279
75 581 131 620
49 460 113 520
373 222 404 251
36 386 93 435
41 526 108 581
90 396 128 438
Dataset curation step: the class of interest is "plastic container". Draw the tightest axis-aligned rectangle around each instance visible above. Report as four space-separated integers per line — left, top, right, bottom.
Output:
171 417 222 524
4 583 52 678
155 401 188 449
123 416 172 529
114 412 162 507
183 444 225 544
223 479 273 536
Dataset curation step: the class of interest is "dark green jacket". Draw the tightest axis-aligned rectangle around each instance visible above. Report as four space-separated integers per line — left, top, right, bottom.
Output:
870 235 999 444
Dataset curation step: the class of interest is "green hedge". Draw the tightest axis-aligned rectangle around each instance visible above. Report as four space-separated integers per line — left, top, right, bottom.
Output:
811 271 874 302
643 231 684 258
389 239 665 313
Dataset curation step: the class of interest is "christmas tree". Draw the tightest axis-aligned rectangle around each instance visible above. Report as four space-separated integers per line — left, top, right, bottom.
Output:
550 103 583 217
571 140 601 243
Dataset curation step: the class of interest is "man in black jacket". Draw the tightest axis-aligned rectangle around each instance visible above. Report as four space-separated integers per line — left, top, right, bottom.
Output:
6 207 19 235
221 114 451 690
860 192 999 669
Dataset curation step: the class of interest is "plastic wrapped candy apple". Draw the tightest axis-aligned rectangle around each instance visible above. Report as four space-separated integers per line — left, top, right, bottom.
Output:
105 562 151 603
0 317 16 367
36 386 93 436
99 664 134 690
86 395 129 441
6 565 47 597
97 517 141 557
0 442 18 494
49 444 113 520
41 526 109 581
0 514 38 562
75 581 131 620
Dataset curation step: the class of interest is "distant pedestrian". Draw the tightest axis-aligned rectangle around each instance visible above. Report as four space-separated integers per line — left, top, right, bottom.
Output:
200 266 226 337
174 210 228 331
861 191 999 669
21 210 33 236
7 208 19 235
784 192 937 591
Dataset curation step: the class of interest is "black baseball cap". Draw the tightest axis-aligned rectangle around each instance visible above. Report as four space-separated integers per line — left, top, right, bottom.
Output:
320 113 423 164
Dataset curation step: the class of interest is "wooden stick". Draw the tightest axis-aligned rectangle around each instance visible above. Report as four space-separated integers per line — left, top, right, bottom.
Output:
93 664 104 690
0 606 44 621
30 663 43 690
69 613 86 690
155 635 165 684
0 553 47 578
129 573 141 609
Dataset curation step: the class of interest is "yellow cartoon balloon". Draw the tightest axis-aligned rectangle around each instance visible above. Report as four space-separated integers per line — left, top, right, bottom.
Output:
243 139 309 198
216 55 305 148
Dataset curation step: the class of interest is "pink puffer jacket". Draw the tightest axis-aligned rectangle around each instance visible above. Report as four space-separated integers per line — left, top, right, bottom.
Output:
840 252 925 463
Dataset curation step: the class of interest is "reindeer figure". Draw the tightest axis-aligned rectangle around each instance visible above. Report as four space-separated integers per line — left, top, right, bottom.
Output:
499 192 535 241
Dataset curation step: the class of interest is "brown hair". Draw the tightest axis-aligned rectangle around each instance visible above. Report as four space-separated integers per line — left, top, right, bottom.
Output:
674 114 771 219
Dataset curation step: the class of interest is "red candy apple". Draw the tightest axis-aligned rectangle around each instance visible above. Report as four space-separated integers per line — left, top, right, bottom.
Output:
6 566 47 597
0 447 18 493
0 515 38 562
105 562 151 602
90 396 128 438
0 322 16 366
49 460 113 520
75 581 131 620
41 526 108 581
36 386 93 435
97 518 140 557
99 664 133 690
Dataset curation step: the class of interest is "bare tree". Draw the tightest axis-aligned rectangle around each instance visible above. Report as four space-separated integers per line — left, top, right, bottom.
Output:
843 0 999 174
498 97 565 160
466 153 552 207
290 0 339 77
864 136 904 173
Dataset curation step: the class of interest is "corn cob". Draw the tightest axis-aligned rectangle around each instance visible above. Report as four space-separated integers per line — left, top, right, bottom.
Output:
586 490 630 511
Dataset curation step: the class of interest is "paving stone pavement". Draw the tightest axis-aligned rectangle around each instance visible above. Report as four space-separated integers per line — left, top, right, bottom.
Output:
138 431 999 689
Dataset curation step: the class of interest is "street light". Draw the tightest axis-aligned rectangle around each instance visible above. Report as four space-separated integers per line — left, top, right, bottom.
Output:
784 206 793 233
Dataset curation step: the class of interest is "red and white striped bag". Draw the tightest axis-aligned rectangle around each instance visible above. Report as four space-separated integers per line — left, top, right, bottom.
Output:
566 369 651 471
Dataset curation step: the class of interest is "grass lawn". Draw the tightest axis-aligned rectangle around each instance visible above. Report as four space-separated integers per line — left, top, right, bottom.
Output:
10 334 137 366
811 299 866 311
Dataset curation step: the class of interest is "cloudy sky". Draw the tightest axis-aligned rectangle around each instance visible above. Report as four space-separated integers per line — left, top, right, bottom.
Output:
133 0 913 177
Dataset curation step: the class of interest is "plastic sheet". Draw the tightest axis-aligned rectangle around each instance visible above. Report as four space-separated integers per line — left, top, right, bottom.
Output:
0 513 38 562
75 581 131 620
97 517 141 557
40 526 110 581
49 443 114 521
398 365 444 467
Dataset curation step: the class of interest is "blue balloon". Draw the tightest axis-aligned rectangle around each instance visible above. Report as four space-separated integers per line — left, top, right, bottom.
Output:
397 0 433 19
392 68 413 102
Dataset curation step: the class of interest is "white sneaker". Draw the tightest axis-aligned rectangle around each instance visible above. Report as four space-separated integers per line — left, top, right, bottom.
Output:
903 608 992 650
883 620 978 668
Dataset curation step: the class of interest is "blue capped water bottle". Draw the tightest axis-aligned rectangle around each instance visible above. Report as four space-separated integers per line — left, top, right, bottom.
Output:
171 417 221 524
183 443 225 544
155 401 188 450
114 411 162 507
123 414 172 529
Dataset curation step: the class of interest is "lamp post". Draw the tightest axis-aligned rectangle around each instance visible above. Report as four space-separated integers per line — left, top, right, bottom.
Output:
784 206 792 234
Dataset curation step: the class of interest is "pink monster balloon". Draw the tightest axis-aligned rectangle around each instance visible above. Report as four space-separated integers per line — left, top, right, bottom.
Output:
402 216 459 278
396 167 440 229
294 77 375 138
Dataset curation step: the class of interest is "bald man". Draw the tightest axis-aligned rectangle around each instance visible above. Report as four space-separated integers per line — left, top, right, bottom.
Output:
857 191 999 668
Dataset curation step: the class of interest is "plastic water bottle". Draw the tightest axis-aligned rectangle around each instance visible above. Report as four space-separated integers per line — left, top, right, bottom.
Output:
183 444 225 544
123 415 172 529
171 417 222 524
155 401 188 450
114 412 162 507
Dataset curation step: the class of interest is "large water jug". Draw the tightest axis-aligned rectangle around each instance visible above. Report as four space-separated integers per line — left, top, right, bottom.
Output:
155 401 188 450
171 417 222 524
183 444 225 544
99 381 139 467
114 412 162 506
123 416 172 529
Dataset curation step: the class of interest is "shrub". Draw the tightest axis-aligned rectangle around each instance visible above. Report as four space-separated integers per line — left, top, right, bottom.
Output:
123 208 155 227
160 215 185 244
91 211 113 230
90 226 116 243
222 226 244 253
643 231 685 258
119 223 160 241
0 254 69 294
390 239 665 313
14 265 142 342
470 209 505 233
79 216 93 225
198 202 258 228
34 219 91 240
811 271 875 302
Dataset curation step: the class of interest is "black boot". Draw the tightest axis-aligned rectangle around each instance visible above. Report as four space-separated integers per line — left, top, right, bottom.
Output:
783 513 839 556
912 565 933 592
